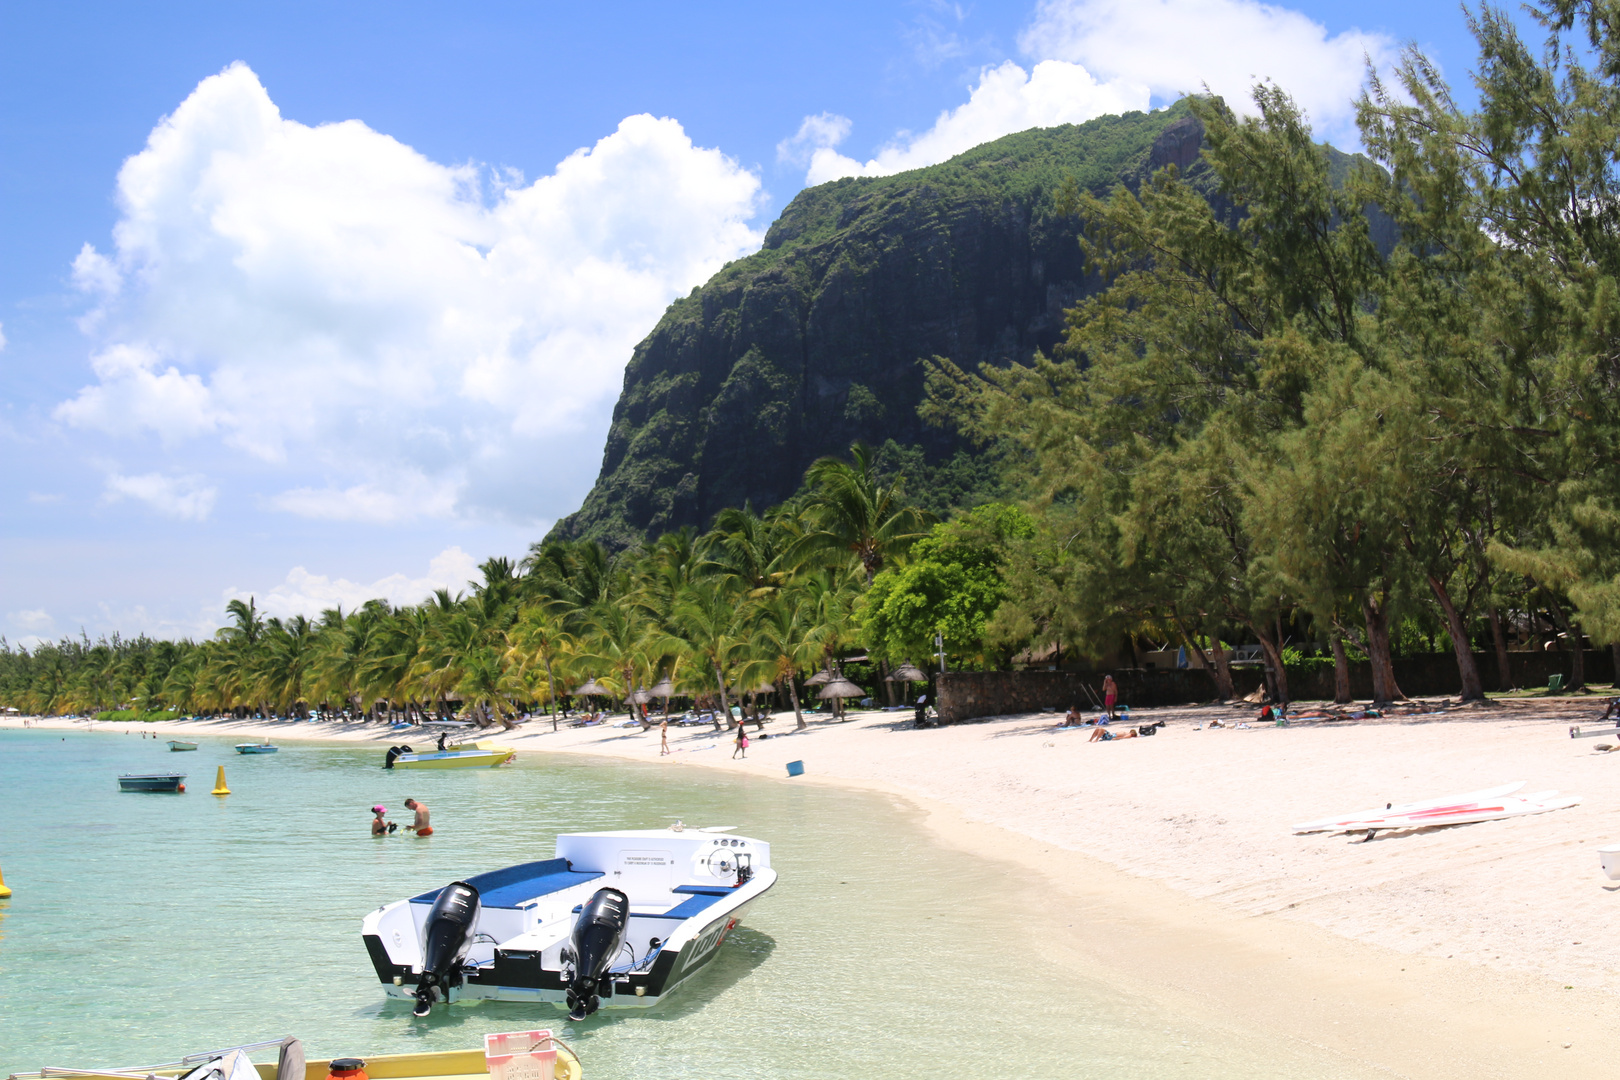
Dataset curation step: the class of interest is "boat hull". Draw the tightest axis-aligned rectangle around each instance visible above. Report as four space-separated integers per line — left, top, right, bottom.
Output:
168 741 198 751
393 748 516 769
119 773 185 792
235 744 278 754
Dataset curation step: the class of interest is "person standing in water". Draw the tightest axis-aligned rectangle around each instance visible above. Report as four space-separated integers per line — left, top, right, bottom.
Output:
403 797 433 836
371 805 396 835
660 719 670 756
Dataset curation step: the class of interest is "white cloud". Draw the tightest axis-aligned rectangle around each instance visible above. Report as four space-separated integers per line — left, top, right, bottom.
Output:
8 608 55 634
0 321 7 351
268 473 461 523
1021 0 1394 144
58 62 765 523
225 546 483 619
102 470 218 520
57 344 222 442
794 60 1146 185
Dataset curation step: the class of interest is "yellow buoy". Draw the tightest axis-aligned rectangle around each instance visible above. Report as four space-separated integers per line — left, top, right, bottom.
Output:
211 765 231 796
0 862 12 899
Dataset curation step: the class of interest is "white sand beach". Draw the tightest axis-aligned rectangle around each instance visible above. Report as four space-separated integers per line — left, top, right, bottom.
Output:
11 699 1620 1078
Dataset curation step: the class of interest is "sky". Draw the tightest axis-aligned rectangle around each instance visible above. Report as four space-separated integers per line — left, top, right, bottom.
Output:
0 0 1504 647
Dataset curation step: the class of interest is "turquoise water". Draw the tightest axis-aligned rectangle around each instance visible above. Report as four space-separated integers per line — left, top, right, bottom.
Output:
0 728 1371 1078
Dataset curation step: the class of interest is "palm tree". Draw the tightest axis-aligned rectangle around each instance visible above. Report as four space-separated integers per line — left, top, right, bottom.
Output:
671 578 749 731
506 601 575 731
790 442 932 585
741 586 820 729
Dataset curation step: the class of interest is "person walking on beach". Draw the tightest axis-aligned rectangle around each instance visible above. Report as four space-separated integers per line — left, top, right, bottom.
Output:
1103 674 1118 721
732 724 749 759
660 720 670 756
403 797 433 836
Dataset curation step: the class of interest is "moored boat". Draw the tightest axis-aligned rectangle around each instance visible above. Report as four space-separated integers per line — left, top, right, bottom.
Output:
384 741 515 769
168 740 198 751
235 743 278 754
119 772 185 792
362 826 776 1018
6 1033 582 1080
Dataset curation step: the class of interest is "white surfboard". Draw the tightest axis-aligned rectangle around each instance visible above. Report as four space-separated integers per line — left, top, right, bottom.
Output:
1334 793 1580 834
1292 781 1527 833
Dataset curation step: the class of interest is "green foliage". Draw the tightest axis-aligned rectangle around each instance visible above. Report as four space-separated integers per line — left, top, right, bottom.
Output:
95 708 176 723
860 504 1035 666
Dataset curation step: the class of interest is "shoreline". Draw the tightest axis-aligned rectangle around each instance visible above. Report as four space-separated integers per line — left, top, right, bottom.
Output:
8 700 1620 1077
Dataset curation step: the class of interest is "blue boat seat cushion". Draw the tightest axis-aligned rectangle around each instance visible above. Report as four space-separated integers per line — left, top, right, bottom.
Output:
412 858 604 909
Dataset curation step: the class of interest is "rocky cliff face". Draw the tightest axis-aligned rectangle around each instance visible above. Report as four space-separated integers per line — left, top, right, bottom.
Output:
548 108 1260 548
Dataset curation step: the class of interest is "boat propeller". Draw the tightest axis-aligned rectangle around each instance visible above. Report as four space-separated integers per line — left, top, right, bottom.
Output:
412 880 480 1016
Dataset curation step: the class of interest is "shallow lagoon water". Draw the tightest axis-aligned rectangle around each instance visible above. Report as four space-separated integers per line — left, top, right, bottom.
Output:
0 728 1372 1078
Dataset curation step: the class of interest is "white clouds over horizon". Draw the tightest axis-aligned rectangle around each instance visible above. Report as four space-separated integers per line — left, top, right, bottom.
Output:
785 0 1394 185
102 470 218 520
782 60 1146 185
56 63 766 525
224 546 484 621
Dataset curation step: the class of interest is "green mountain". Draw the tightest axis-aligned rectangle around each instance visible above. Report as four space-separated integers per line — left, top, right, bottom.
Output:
550 104 1360 548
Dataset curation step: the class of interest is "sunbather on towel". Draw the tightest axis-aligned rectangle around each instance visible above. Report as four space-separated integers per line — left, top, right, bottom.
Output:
1089 726 1137 741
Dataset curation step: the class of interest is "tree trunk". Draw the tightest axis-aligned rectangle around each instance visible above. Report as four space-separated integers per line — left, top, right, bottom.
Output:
1612 642 1620 688
713 661 730 732
1545 597 1586 691
787 677 805 729
1251 625 1289 705
1362 593 1405 703
1428 574 1485 701
1208 630 1235 702
1488 607 1515 691
880 660 895 706
544 657 558 732
1329 631 1352 704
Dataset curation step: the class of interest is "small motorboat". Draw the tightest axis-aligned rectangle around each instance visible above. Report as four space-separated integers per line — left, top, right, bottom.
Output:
169 740 199 751
5 1033 582 1080
119 772 185 792
235 743 278 754
384 741 516 770
362 826 776 1018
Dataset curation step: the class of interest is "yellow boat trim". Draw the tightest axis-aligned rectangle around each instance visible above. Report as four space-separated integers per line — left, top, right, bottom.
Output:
257 1046 579 1080
394 748 515 770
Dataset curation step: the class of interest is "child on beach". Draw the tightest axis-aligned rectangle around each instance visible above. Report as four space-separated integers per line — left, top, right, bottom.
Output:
733 725 749 759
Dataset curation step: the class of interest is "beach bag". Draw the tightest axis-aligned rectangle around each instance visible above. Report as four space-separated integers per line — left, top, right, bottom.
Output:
740 734 750 748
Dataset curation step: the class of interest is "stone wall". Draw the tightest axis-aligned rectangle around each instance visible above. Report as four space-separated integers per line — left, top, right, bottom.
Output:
935 649 1618 724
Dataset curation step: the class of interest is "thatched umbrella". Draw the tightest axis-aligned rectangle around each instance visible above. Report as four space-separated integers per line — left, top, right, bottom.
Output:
573 678 610 696
804 668 835 686
886 662 928 683
817 677 865 721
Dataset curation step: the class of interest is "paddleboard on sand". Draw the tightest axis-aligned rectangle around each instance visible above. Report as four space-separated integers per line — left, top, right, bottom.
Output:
1292 781 1527 833
1333 792 1579 834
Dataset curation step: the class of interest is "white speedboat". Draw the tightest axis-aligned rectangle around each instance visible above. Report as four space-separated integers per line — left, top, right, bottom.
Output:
361 827 775 1019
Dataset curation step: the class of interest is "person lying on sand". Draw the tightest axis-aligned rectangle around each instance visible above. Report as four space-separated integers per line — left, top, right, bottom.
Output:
1089 726 1137 742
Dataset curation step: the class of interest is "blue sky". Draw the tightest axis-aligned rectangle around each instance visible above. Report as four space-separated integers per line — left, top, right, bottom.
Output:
0 0 1497 645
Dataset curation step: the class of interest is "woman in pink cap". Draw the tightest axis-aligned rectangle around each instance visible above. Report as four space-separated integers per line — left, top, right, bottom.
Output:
370 805 396 835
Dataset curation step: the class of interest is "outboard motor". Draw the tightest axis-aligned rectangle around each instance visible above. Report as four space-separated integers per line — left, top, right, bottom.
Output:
413 881 480 1016
384 745 412 769
563 887 629 1020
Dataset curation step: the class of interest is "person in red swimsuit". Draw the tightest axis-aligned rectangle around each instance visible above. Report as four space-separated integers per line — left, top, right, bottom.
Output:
404 798 433 836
